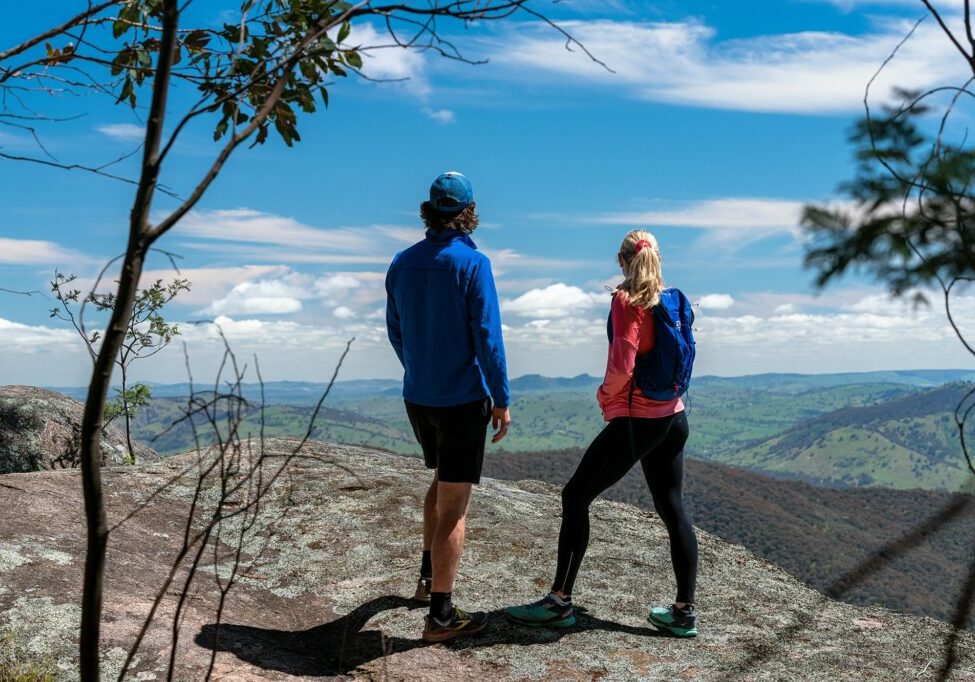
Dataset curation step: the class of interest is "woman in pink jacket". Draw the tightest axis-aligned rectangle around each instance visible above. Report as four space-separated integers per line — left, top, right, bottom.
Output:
505 229 698 637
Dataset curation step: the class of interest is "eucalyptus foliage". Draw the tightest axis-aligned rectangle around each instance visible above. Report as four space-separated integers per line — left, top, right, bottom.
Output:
802 92 975 301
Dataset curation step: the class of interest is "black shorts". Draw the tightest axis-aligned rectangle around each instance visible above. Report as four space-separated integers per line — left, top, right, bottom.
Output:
405 397 492 484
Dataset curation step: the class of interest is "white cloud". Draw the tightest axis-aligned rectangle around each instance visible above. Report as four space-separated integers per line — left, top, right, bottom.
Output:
171 315 398 382
0 317 79 350
589 197 809 252
424 108 457 124
173 208 570 269
482 248 588 273
196 270 369 317
315 274 363 297
335 23 465 121
503 283 607 318
0 238 80 265
697 293 735 310
591 198 805 231
78 265 286 305
207 296 302 316
4 284 974 386
773 303 798 315
170 208 568 271
839 288 972 314
692 288 975 375
333 306 355 319
175 209 377 253
178 244 395 265
494 17 966 113
0 318 91 385
95 123 144 141
349 24 431 96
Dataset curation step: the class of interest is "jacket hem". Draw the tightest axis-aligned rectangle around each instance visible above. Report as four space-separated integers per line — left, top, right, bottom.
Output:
403 390 492 409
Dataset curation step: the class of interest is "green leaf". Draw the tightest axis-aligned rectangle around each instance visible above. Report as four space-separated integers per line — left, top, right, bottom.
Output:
183 29 210 51
345 50 362 69
214 118 229 141
337 20 351 44
116 78 135 108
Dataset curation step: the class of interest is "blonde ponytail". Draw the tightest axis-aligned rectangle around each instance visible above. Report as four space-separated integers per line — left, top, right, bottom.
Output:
616 229 664 309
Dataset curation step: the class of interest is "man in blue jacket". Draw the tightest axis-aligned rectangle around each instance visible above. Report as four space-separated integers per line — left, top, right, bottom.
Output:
386 171 511 643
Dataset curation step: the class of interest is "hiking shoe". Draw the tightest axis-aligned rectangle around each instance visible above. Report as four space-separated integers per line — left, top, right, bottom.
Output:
413 578 432 604
505 594 576 628
648 604 698 637
422 606 488 643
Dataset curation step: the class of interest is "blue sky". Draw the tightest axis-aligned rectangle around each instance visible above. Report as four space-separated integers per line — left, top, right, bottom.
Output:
1 0 973 387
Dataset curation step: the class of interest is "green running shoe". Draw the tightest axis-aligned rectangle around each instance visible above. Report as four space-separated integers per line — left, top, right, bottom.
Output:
423 606 488 643
648 604 698 638
505 594 577 628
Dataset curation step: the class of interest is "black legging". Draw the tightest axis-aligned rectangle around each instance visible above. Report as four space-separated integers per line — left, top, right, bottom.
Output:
551 411 698 603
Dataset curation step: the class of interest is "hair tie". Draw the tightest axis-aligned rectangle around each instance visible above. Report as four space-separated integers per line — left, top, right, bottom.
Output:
635 239 652 254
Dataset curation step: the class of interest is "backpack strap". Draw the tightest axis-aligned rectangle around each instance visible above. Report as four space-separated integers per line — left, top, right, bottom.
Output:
627 338 642 460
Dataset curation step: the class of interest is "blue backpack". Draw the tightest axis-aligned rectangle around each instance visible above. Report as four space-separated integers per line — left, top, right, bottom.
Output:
607 288 696 401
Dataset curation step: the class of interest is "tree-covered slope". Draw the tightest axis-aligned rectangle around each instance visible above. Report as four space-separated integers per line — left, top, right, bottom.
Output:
724 383 974 490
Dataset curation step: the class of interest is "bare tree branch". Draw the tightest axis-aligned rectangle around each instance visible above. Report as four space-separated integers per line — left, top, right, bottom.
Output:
0 151 179 198
0 287 39 296
921 0 974 66
0 1 121 69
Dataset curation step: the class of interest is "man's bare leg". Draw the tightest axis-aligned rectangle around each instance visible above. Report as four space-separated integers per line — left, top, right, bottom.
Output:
429 481 472 619
423 473 438 552
412 473 438 602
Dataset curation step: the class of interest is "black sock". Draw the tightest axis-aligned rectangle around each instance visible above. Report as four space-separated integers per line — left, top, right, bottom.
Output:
420 550 432 580
430 591 452 622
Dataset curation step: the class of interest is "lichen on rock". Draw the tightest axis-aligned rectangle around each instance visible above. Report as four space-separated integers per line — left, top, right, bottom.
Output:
0 385 158 473
0 438 972 680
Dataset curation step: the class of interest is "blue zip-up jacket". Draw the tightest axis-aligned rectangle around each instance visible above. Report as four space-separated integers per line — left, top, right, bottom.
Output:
385 229 510 409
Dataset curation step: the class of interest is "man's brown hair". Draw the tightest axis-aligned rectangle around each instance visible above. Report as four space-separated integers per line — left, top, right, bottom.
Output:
420 201 479 234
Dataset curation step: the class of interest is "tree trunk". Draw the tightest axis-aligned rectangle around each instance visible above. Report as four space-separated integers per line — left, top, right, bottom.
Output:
121 366 136 464
78 246 146 680
77 2 179 678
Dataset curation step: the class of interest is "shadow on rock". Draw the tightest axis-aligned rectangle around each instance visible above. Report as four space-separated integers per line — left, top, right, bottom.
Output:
196 594 666 676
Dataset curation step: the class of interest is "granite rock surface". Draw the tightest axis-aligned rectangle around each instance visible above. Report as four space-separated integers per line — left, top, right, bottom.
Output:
0 438 972 680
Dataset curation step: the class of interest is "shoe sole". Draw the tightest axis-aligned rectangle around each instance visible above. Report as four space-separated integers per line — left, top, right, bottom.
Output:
422 620 487 643
647 614 697 638
504 610 576 629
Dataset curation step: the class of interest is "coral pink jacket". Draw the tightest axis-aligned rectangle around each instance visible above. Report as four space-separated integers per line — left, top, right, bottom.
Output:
597 292 685 421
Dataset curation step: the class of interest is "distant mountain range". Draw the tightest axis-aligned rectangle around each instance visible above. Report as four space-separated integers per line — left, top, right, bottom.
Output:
46 369 975 493
49 368 975 403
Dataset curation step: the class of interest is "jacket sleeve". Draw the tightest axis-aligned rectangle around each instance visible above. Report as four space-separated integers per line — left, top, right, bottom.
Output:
385 263 405 367
467 256 510 408
597 295 641 409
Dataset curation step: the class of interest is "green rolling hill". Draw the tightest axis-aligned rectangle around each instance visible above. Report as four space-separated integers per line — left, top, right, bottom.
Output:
121 370 975 492
723 383 974 490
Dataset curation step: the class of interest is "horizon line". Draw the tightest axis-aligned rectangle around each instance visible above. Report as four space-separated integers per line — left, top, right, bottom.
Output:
37 367 975 391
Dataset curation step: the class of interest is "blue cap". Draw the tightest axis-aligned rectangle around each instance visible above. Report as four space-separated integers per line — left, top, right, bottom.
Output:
429 172 473 214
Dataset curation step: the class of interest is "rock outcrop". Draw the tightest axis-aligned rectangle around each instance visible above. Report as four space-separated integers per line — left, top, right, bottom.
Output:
0 385 158 473
0 438 972 680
